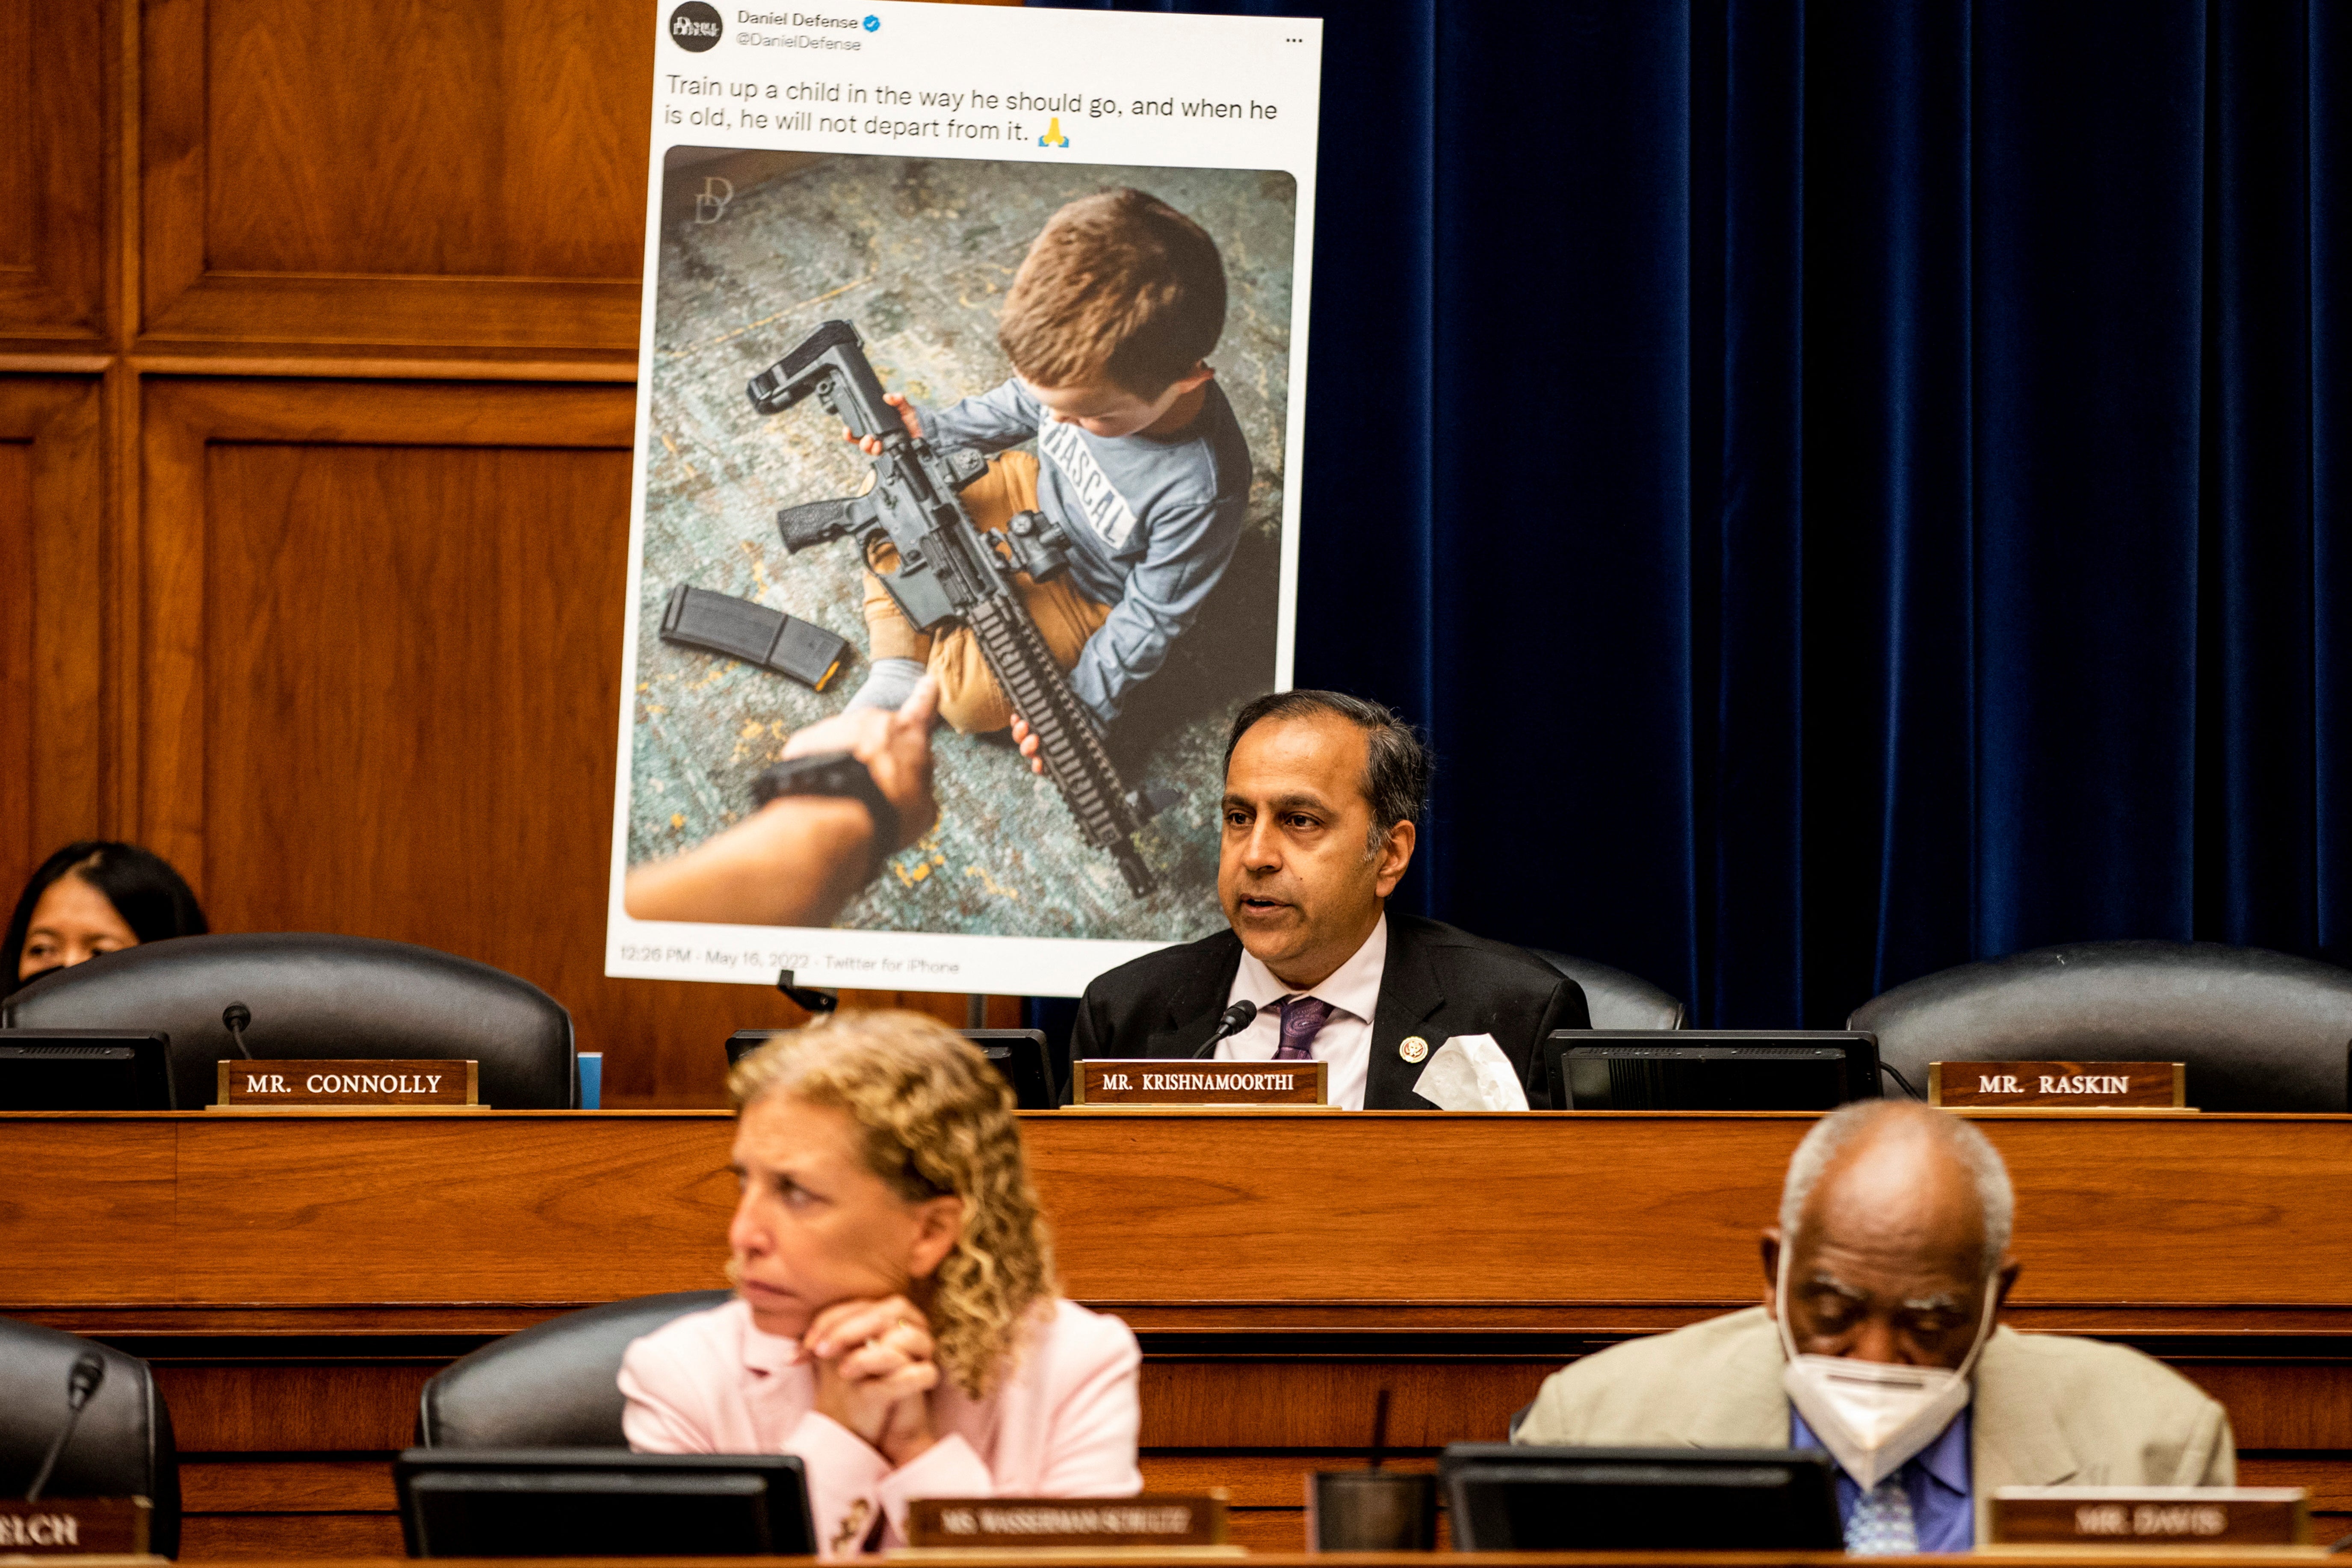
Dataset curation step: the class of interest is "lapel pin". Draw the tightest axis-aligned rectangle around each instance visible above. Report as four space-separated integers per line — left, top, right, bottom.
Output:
1399 1036 1429 1064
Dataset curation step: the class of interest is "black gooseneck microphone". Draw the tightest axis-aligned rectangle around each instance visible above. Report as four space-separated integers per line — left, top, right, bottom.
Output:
1190 999 1259 1059
25 1352 106 1503
222 1002 254 1059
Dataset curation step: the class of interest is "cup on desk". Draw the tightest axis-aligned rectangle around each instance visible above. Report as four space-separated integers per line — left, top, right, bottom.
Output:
1308 1469 1436 1551
578 1053 602 1110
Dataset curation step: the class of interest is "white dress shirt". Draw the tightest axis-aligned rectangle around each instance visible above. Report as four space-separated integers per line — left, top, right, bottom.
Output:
1217 915 1388 1110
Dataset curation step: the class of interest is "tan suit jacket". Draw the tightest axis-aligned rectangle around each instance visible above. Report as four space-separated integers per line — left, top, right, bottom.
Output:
1516 1307 2234 1538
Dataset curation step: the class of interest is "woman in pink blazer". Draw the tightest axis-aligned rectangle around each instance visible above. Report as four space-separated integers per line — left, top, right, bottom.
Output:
620 1012 1141 1556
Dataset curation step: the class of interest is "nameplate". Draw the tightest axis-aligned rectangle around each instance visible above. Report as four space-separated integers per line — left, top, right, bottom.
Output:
1929 1060 2185 1108
213 1059 479 1108
0 1497 149 1555
1073 1060 1326 1107
904 1495 1226 1549
1990 1487 2306 1546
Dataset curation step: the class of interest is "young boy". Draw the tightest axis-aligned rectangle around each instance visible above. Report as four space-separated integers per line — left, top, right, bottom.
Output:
841 188 1253 737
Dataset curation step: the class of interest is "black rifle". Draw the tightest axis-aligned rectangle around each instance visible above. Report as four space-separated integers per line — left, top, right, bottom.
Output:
749 320 1158 898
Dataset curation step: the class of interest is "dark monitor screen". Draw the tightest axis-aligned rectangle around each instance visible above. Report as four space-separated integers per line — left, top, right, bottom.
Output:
1442 1444 1843 1551
963 1028 1056 1109
0 1031 174 1110
395 1449 813 1558
1545 1031 1881 1110
726 1027 1060 1109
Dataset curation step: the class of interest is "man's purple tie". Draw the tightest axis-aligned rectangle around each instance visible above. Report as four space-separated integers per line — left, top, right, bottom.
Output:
1276 995 1333 1060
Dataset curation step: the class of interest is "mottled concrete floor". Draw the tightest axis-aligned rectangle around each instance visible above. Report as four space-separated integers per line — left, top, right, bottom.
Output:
630 151 1295 940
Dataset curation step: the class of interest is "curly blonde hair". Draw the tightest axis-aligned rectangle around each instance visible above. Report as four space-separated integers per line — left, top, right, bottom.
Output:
728 1010 1058 1397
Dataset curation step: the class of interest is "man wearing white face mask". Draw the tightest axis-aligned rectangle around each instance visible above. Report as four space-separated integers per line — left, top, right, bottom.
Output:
1515 1101 2233 1553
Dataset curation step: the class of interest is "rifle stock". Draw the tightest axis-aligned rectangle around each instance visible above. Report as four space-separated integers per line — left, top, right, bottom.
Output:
751 319 1159 898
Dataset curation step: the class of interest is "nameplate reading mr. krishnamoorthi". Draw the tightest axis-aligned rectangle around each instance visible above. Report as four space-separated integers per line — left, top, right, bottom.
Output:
214 1059 480 1109
1928 1060 2185 1109
1074 1060 1327 1107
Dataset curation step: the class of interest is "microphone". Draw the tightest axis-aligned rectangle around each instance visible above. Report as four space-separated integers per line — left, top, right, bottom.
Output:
1190 1000 1258 1059
222 1002 254 1059
25 1353 105 1503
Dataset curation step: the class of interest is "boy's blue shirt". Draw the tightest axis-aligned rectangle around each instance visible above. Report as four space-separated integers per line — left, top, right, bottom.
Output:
916 376 1252 723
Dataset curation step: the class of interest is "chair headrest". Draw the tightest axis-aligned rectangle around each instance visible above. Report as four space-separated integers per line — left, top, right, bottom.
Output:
420 1292 735 1449
4 933 575 1109
1850 940 2352 1111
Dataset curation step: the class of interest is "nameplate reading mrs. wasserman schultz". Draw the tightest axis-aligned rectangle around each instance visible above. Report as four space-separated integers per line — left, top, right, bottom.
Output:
1075 1060 1327 1107
214 1059 479 1109
905 1494 1228 1548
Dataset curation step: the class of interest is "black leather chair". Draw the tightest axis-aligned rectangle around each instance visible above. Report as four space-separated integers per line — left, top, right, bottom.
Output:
1 933 576 1110
1525 950 1687 1031
418 1291 732 1447
1850 940 2352 1112
0 1319 180 1557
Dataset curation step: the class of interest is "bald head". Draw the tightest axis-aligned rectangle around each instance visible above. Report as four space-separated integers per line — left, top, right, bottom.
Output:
1765 1102 2019 1368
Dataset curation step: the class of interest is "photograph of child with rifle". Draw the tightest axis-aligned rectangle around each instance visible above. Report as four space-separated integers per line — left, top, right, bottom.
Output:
622 152 1297 945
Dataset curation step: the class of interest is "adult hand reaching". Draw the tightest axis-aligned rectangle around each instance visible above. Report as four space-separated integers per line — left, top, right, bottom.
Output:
801 1293 941 1468
621 676 944 926
782 674 943 852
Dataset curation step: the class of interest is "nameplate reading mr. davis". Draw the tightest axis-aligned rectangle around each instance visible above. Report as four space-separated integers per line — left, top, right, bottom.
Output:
1075 1060 1327 1107
1989 1487 2307 1547
214 1059 479 1109
1929 1060 2185 1109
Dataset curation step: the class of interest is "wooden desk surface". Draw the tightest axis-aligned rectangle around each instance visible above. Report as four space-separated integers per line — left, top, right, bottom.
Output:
3 1110 2346 1559
3 1109 2348 1336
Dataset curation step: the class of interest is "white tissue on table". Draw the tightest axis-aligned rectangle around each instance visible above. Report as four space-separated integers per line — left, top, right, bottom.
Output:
1411 1032 1530 1111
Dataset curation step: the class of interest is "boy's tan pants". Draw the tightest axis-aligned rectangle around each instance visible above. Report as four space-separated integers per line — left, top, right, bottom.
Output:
862 451 1112 734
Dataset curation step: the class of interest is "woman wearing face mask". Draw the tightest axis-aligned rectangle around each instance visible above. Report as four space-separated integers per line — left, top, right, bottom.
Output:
620 1011 1142 1556
6 841 208 994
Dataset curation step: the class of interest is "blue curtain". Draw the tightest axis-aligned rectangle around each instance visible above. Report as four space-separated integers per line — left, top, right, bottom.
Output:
1031 0 2350 1028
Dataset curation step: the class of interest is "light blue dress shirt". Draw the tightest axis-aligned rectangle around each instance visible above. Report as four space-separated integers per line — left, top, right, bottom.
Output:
1791 1406 1975 1551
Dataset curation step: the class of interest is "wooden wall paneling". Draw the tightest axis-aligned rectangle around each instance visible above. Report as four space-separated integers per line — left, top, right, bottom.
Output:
139 0 649 352
0 376 109 915
0 0 108 340
131 376 913 1101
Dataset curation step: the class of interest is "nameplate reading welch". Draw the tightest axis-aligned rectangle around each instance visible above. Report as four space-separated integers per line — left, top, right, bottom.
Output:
904 1494 1228 1549
1074 1060 1326 1107
213 1059 479 1109
1929 1060 2185 1109
0 1497 150 1555
1989 1486 2307 1547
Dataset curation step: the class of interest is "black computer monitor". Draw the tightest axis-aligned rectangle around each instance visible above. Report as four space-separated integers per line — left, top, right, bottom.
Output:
1544 1030 1881 1110
725 1027 1060 1109
1442 1444 1843 1550
394 1449 813 1558
962 1028 1057 1110
0 1031 175 1110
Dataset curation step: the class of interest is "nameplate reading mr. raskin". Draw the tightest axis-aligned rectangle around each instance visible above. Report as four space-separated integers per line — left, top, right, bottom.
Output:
215 1059 479 1108
906 1495 1226 1548
1076 1060 1326 1107
1929 1060 2184 1109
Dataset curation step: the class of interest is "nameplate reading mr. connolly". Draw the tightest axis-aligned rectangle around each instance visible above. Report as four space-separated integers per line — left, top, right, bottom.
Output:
1075 1060 1327 1107
214 1059 479 1108
1929 1060 2185 1109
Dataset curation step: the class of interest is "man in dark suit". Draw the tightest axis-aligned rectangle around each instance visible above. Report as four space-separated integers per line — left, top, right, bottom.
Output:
1071 690 1588 1107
